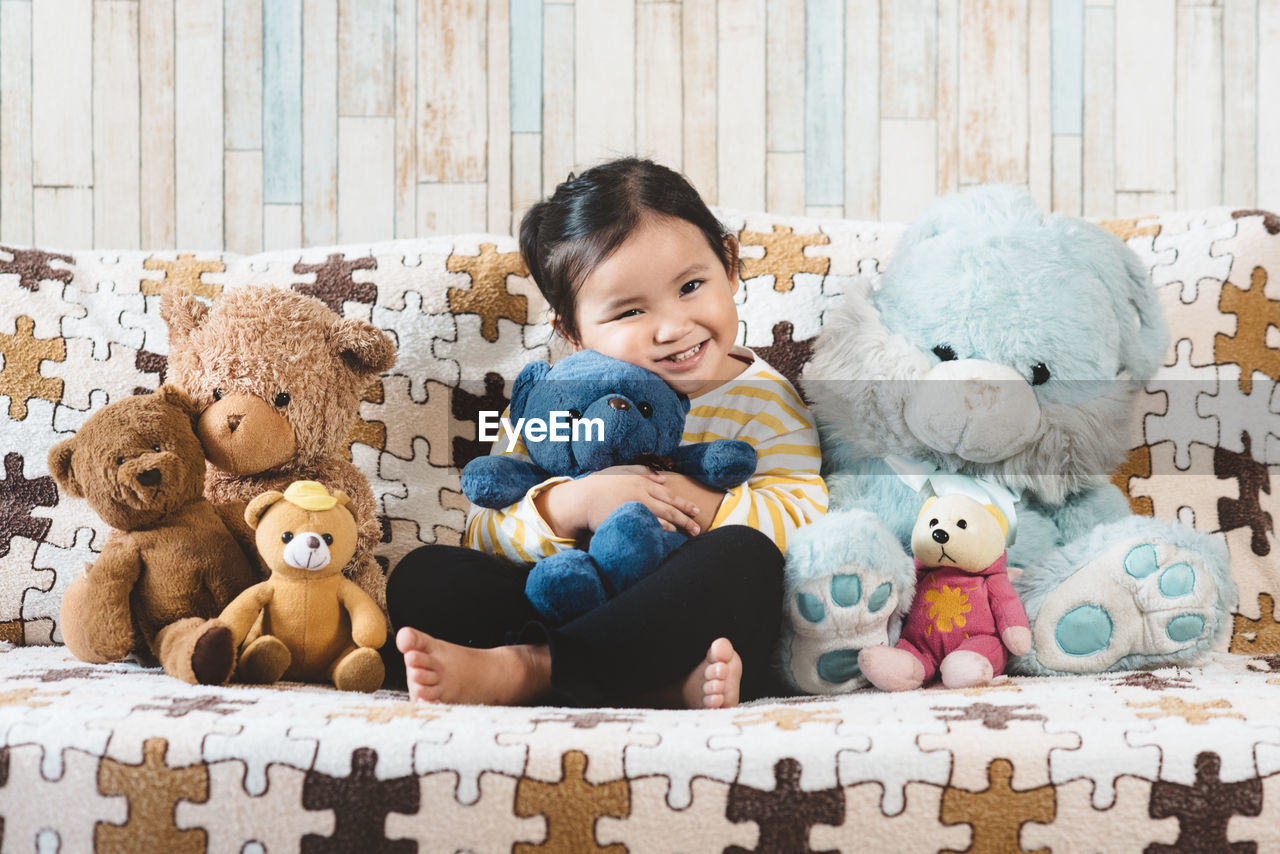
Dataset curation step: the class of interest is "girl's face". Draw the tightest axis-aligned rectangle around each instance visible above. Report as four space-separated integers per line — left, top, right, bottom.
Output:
567 215 742 397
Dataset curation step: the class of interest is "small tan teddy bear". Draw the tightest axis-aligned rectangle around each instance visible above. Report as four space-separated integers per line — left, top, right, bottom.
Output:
220 481 386 693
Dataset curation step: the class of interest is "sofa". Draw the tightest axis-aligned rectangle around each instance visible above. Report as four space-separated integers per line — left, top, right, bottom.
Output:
1 205 1277 853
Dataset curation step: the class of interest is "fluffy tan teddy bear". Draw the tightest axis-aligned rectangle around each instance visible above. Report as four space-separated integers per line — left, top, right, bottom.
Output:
159 285 397 616
48 386 257 684
220 481 386 692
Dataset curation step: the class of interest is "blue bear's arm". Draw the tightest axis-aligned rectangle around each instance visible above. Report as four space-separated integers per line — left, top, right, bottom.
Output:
461 456 553 509
668 440 757 490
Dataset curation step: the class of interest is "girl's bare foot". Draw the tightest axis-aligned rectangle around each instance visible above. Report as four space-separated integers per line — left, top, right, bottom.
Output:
396 627 551 705
682 637 742 709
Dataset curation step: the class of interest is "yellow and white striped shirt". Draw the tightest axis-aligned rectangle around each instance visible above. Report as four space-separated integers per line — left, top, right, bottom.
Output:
464 349 828 562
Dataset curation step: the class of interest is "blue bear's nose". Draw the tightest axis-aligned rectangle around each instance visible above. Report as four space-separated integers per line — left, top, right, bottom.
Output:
608 398 630 411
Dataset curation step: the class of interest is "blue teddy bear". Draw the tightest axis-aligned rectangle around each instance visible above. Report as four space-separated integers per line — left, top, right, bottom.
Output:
462 350 757 622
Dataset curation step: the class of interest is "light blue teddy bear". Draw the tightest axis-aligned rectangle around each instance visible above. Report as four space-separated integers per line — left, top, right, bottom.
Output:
781 184 1236 695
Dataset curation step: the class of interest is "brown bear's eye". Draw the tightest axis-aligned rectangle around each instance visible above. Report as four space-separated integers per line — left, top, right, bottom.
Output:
322 534 333 545
213 388 223 401
152 444 161 452
116 456 125 465
281 532 294 543
273 392 290 407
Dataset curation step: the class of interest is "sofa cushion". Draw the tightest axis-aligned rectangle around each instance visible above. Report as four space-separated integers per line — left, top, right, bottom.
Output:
0 208 1278 658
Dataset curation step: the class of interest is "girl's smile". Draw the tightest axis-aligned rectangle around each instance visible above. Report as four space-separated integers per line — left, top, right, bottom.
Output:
568 214 745 396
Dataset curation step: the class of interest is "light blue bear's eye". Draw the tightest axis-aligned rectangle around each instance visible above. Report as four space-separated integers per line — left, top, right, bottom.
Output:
1031 362 1051 385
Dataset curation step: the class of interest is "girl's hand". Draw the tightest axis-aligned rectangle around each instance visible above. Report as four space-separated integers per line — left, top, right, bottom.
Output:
534 466 703 539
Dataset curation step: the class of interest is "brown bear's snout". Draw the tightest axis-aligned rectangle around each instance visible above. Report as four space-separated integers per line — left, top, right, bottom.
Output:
136 468 162 487
227 414 243 432
198 393 297 475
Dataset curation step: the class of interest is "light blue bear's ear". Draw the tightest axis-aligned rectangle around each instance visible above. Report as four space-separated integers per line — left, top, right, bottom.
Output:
510 360 552 420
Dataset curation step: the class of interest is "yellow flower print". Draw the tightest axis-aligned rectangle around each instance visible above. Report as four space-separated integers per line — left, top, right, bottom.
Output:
925 583 972 633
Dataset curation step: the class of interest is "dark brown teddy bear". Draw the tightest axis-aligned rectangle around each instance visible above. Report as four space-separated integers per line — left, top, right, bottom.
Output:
159 285 397 614
48 385 257 684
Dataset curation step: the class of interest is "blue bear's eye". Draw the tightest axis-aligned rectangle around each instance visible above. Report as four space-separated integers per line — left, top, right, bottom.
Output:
932 345 957 362
568 409 582 420
637 402 653 418
1031 362 1051 385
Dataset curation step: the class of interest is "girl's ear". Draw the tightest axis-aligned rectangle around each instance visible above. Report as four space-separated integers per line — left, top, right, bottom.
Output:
548 311 582 351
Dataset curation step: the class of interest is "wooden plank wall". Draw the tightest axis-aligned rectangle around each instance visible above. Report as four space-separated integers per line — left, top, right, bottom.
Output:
0 0 1274 251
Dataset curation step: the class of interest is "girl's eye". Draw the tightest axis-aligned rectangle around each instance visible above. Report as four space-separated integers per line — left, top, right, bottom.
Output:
1031 362 1051 386
322 533 333 545
680 279 703 296
614 309 641 320
212 388 223 401
637 402 653 418
932 345 957 362
281 532 294 543
274 392 291 407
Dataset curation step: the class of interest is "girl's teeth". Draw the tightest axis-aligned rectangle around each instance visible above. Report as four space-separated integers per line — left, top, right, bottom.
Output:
670 343 702 362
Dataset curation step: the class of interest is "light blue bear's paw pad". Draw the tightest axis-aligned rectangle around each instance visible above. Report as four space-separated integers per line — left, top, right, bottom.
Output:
1032 539 1221 673
786 570 899 695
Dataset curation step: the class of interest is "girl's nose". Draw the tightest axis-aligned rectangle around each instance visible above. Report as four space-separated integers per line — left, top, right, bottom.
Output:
653 310 693 343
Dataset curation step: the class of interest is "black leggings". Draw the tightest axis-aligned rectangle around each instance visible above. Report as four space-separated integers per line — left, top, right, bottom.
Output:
385 525 785 706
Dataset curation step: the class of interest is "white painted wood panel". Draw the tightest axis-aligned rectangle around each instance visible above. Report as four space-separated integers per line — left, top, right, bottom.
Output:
637 1 684 168
303 0 338 245
1115 190 1175 216
225 151 264 254
93 0 141 250
418 183 488 235
767 151 805 215
33 188 92 250
1114 0 1175 191
575 0 635 167
1176 4 1223 209
339 0 394 117
542 2 575 196
1082 3 1115 217
881 0 936 119
1258 0 1280 211
682 0 718 201
718 0 767 210
1223 0 1258 207
958 0 1029 184
488 0 513 234
766 0 804 153
174 0 223 249
511 132 543 224
420 0 488 182
1028 0 1052 211
264 204 302 251
338 117 395 244
224 0 263 150
1 0 33 244
32 0 91 187
393 0 416 237
880 118 936 222
936 0 959 197
139 0 176 249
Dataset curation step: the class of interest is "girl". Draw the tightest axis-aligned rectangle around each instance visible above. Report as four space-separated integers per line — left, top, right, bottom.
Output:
389 158 827 708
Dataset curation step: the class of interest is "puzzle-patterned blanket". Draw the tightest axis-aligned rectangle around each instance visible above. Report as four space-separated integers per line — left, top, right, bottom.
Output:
2 645 1280 851
0 206 1278 851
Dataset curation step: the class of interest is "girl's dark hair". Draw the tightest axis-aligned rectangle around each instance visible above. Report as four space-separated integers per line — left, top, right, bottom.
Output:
518 157 735 341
